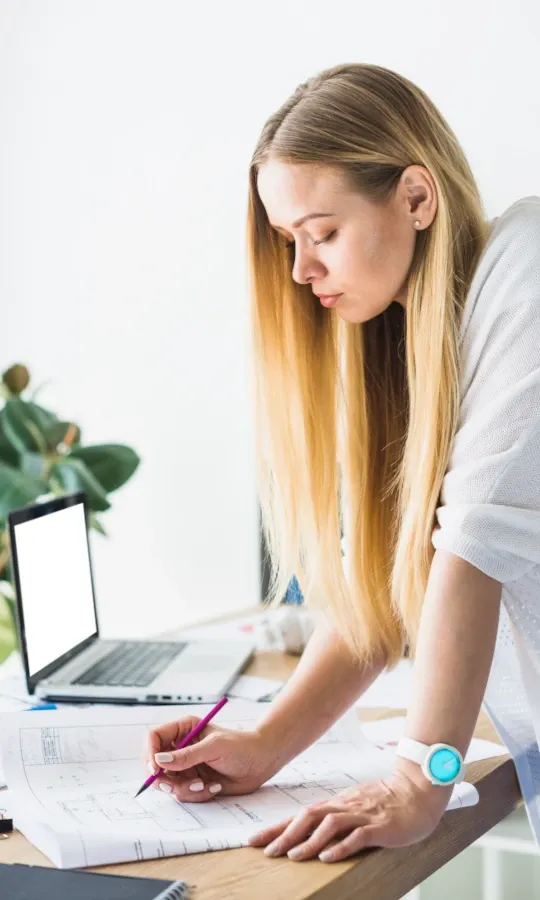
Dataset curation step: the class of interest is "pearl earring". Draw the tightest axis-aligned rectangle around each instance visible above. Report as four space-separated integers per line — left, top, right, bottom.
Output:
414 220 421 229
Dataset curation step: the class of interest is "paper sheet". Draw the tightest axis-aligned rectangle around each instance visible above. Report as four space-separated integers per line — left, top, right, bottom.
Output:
227 675 284 702
444 781 479 809
355 659 414 709
362 716 509 763
0 788 12 816
0 701 476 869
0 660 115 788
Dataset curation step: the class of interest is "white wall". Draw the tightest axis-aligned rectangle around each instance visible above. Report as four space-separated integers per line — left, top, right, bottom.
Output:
2 0 539 637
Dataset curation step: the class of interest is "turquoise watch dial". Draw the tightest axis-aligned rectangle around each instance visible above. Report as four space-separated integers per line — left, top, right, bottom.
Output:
428 747 461 783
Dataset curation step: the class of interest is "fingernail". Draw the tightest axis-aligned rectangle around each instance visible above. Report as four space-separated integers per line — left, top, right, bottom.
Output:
247 834 262 845
148 762 157 775
319 850 334 862
159 783 173 793
287 847 303 860
155 752 174 763
189 781 205 792
264 841 281 857
209 783 222 794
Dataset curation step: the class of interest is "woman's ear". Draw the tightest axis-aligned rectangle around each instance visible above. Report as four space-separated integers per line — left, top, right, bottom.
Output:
400 165 438 229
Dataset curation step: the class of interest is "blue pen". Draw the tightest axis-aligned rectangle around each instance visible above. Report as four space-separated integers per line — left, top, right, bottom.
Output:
25 703 57 711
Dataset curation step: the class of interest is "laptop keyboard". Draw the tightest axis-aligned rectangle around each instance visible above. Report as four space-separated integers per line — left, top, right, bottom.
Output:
73 642 185 687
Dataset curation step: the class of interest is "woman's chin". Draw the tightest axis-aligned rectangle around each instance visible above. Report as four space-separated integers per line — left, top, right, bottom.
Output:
336 306 368 324
338 298 404 323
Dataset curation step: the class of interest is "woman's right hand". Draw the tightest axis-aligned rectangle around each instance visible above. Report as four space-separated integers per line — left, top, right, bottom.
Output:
143 716 279 803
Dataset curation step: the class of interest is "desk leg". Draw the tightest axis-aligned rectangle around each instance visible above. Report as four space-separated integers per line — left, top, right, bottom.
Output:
482 846 503 900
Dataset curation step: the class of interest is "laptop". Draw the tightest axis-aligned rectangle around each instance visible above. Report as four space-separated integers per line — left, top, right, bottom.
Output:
8 491 254 704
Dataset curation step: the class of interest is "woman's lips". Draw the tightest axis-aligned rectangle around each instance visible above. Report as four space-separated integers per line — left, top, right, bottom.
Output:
317 294 343 308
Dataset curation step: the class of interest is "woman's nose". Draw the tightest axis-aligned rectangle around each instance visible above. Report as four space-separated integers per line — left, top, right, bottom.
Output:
292 250 325 286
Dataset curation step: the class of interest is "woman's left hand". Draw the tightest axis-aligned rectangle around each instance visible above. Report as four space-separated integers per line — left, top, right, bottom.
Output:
247 766 452 863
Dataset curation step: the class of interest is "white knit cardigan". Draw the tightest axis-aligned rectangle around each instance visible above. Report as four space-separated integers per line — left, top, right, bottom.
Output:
342 196 540 840
432 196 540 841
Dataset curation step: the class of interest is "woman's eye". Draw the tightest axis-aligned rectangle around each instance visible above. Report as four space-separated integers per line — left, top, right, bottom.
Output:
285 230 337 249
315 230 337 246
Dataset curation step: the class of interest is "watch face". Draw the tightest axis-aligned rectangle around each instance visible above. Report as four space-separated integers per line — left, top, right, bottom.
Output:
427 747 461 783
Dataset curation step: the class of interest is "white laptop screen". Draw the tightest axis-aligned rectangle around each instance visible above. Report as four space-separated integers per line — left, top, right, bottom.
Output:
13 501 98 678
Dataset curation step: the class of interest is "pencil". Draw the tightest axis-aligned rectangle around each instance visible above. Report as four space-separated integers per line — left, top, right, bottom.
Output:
134 696 228 797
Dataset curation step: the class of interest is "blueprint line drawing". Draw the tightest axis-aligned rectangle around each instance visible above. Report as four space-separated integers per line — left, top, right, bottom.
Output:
1 701 479 868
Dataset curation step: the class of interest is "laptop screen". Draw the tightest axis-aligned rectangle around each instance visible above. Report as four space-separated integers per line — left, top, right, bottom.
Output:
12 500 98 678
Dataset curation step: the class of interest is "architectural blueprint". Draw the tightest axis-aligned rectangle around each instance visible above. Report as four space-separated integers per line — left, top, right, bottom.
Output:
0 700 478 868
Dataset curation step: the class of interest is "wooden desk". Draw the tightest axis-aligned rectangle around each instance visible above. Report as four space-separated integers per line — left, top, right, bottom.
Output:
0 646 522 899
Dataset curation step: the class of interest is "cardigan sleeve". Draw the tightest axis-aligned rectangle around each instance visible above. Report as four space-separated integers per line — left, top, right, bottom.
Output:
432 199 540 583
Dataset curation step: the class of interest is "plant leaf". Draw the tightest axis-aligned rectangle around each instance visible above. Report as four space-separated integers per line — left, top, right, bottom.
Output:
0 463 44 518
20 451 48 480
0 420 18 466
88 511 108 537
0 589 17 664
28 402 58 432
1 399 57 453
51 458 111 511
70 444 140 493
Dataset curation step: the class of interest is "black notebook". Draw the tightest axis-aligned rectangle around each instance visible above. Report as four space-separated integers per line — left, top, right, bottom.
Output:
0 863 190 899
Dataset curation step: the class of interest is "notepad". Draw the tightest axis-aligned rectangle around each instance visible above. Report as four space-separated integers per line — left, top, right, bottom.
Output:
0 863 190 899
0 700 478 869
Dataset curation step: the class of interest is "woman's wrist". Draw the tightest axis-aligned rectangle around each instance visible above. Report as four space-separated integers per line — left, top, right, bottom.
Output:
252 718 300 777
393 757 453 819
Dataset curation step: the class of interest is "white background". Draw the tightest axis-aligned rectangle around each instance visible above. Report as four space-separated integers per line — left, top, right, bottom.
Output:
2 1 540 639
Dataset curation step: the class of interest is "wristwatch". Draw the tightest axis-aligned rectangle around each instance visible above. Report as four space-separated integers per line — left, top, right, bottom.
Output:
396 738 466 786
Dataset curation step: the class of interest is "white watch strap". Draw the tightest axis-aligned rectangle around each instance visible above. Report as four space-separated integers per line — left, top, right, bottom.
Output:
396 737 429 765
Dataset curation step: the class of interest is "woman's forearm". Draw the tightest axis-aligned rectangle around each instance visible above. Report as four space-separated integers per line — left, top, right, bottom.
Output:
255 616 386 769
396 549 502 791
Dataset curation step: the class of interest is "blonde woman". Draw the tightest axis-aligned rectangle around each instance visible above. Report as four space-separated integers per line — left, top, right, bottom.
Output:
145 64 540 862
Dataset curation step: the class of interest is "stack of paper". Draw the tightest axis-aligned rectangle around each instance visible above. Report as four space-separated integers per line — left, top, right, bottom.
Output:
0 701 478 869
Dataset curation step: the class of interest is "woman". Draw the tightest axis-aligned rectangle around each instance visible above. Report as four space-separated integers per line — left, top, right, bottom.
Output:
145 63 540 862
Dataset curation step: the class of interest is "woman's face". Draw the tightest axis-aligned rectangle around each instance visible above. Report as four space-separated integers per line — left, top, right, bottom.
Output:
256 161 436 323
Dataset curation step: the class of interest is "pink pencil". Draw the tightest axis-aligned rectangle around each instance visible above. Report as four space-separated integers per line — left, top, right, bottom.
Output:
134 696 228 797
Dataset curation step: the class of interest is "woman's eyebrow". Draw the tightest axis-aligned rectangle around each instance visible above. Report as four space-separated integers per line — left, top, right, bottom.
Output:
270 212 336 230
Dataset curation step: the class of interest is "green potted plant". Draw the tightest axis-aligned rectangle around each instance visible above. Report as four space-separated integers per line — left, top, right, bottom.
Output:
0 363 141 663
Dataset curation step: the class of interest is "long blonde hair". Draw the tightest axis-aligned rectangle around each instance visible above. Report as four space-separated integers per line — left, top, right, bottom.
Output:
247 63 490 667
